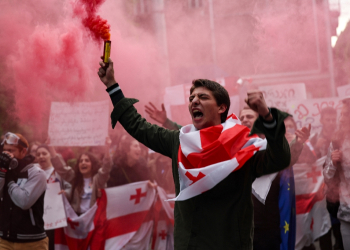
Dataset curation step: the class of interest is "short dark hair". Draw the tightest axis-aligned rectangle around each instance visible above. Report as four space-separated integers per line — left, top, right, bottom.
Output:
190 79 230 123
320 107 337 120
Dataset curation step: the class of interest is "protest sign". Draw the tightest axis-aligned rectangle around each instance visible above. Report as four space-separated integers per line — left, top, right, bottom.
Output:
337 84 350 98
259 83 307 112
48 101 109 146
44 182 67 230
288 97 342 135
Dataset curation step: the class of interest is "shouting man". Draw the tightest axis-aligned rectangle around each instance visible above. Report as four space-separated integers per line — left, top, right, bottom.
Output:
98 59 291 250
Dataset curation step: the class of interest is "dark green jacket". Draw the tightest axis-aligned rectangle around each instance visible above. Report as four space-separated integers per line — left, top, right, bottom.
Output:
111 98 291 250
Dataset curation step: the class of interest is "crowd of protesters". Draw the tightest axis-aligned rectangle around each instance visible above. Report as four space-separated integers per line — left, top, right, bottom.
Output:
0 94 349 250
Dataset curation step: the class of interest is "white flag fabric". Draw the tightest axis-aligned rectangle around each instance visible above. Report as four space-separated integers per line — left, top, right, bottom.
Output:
90 181 156 250
252 172 278 204
293 156 331 250
55 182 175 250
54 196 98 250
151 187 175 250
174 114 267 201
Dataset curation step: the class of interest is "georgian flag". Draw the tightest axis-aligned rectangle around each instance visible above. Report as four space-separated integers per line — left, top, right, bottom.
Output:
293 156 331 250
151 187 175 250
90 181 156 250
55 181 157 250
54 196 98 250
172 114 267 201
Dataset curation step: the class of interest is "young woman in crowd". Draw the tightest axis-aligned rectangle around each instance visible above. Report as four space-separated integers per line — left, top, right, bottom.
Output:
50 137 112 215
29 141 41 161
36 144 71 190
324 98 350 250
35 144 71 250
107 134 151 187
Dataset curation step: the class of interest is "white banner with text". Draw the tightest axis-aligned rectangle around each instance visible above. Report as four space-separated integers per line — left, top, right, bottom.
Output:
48 101 109 146
44 182 67 230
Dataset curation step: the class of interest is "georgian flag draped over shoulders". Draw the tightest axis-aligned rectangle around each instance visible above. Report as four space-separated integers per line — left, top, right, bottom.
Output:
173 114 267 201
293 156 331 250
90 181 156 250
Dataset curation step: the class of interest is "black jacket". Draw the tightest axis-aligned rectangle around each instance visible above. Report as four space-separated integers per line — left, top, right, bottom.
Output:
0 155 47 242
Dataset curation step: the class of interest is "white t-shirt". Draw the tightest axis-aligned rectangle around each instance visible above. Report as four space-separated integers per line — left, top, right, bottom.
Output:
80 178 92 214
43 166 55 183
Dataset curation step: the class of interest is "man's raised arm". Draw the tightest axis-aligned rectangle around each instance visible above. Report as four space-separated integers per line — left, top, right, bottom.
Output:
244 91 291 177
145 102 181 130
97 58 177 158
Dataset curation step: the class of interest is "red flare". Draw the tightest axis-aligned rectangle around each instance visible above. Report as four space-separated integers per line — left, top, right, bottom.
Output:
82 15 110 41
75 0 111 42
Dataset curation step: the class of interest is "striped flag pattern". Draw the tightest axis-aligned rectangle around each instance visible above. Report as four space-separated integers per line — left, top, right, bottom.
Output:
173 114 267 201
293 156 331 250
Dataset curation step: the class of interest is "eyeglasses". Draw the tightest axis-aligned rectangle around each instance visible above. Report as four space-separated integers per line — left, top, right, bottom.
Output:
1 132 28 149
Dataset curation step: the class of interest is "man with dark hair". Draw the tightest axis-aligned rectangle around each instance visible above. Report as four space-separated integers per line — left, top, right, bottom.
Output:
98 58 291 249
189 79 231 123
145 102 307 250
0 132 48 250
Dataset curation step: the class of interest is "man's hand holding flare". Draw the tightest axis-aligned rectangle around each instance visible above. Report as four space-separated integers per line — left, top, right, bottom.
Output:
98 57 116 88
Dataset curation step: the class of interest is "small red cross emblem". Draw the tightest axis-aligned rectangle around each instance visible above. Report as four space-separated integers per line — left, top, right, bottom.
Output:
159 230 167 240
306 167 321 183
67 218 79 230
185 171 206 185
130 188 147 204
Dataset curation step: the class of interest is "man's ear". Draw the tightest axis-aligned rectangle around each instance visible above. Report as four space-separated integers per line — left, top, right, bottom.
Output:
19 148 27 159
218 104 227 114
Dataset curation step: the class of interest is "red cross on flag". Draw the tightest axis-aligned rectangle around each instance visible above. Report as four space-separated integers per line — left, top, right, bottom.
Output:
54 196 98 250
173 114 267 201
151 187 175 250
90 181 156 249
293 156 331 250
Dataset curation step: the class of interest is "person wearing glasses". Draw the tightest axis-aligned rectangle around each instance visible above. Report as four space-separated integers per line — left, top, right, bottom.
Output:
0 132 48 250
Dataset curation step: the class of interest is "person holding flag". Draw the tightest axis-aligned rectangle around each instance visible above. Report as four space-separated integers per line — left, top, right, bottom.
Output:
97 58 291 249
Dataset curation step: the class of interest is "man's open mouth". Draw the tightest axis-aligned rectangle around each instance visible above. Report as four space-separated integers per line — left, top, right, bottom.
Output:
193 110 203 118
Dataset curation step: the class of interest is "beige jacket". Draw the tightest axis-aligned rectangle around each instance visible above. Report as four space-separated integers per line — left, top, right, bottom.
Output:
51 154 111 214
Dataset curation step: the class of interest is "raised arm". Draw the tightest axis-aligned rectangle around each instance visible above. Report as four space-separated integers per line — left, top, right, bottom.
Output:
44 139 75 183
93 137 112 188
50 153 75 184
288 124 311 166
244 91 291 177
249 108 291 178
145 102 182 130
97 59 178 158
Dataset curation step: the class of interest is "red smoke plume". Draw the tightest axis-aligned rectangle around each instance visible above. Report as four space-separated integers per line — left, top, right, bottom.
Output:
73 0 111 42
